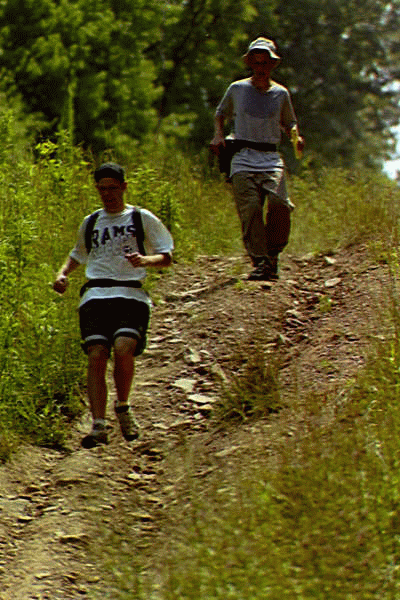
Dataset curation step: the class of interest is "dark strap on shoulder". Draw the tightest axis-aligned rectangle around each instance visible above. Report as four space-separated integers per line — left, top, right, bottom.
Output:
84 206 145 255
80 279 142 297
84 209 102 253
132 207 145 256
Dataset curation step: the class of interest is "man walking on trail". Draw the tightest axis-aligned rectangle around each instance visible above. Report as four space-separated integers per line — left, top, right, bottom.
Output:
53 162 174 448
210 37 304 281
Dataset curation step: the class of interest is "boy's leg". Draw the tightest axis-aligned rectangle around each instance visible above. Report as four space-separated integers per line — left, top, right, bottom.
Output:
261 171 292 272
113 336 140 441
113 336 138 405
87 344 109 419
79 300 112 448
82 343 110 448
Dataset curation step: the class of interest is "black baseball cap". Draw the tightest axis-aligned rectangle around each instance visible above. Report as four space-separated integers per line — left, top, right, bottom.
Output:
94 162 125 183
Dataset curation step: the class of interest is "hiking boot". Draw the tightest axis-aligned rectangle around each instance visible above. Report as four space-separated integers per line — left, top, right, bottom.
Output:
247 259 275 281
248 256 279 281
251 256 264 267
115 405 140 441
268 255 279 280
248 259 267 280
81 426 108 449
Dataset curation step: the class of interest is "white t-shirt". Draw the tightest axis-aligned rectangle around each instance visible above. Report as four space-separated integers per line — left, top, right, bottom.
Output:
70 205 174 306
216 78 297 176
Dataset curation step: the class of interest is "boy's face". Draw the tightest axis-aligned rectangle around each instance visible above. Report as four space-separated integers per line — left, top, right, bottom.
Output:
96 177 127 213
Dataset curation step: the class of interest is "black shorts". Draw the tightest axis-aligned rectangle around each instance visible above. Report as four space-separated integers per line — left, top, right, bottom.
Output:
79 298 150 356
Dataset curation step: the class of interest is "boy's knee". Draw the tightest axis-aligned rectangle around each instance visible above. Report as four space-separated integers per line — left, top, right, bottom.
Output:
87 344 110 366
114 336 138 357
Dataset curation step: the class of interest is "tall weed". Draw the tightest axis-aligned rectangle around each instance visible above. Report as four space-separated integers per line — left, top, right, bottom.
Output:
0 123 87 454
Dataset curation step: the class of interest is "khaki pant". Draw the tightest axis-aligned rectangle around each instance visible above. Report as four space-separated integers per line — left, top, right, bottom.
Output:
231 171 292 264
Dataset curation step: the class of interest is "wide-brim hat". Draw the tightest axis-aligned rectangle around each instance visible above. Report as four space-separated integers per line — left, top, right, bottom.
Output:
244 37 281 61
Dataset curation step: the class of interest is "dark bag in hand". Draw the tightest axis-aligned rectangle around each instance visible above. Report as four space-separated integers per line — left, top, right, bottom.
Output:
217 139 238 179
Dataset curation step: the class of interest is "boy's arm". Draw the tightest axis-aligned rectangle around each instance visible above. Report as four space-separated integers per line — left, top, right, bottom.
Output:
53 256 81 294
125 252 172 269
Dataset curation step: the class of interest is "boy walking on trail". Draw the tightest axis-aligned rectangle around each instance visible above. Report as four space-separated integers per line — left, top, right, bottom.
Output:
53 162 174 448
210 37 304 281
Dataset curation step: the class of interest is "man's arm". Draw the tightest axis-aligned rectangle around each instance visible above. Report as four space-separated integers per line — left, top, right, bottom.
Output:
210 114 227 155
53 256 81 294
281 95 305 154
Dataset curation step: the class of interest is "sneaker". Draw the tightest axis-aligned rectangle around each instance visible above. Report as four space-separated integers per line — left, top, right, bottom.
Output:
81 427 108 449
115 405 140 441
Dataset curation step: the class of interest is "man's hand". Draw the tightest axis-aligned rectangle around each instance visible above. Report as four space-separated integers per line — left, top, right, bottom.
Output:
290 126 305 159
297 135 305 155
53 275 69 294
209 133 225 156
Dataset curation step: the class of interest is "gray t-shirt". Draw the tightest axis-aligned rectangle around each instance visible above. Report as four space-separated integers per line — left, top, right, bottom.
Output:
216 78 297 175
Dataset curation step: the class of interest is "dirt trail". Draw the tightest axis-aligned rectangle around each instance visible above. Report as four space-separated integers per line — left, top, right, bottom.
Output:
0 245 388 599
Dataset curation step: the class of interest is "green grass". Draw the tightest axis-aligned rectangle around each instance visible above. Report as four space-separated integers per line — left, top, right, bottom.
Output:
83 153 400 597
2 109 400 596
288 167 399 256
98 310 400 600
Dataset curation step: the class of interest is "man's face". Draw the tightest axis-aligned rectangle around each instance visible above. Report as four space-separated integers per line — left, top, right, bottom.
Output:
248 51 277 77
96 177 127 213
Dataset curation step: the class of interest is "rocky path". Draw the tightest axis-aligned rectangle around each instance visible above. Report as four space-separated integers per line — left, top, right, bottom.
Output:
0 246 388 599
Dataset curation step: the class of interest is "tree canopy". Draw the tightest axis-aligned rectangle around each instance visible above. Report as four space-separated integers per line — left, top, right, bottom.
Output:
0 0 398 166
0 0 161 149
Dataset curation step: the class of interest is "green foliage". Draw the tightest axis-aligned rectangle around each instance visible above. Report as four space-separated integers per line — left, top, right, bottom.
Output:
0 119 87 455
1 0 398 164
127 166 180 234
0 100 398 461
0 0 162 150
252 0 400 168
149 0 256 143
288 167 400 255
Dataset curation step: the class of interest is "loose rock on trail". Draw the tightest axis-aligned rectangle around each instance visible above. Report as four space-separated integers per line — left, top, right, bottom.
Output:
0 245 388 599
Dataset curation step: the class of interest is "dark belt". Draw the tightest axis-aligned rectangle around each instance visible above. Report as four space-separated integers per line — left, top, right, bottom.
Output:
227 140 277 153
80 279 142 297
236 140 277 152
